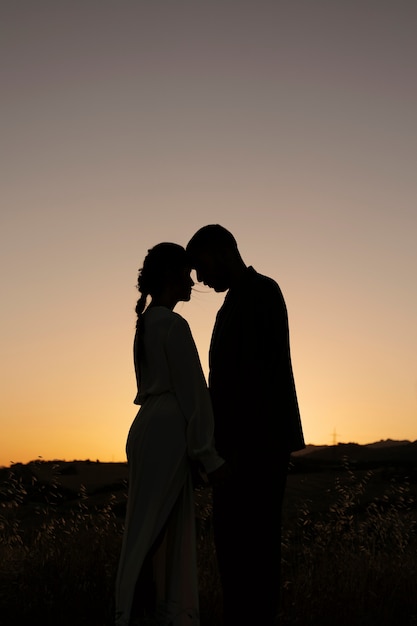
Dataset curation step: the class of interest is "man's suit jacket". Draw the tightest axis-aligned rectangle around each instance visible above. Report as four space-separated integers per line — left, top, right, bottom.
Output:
209 266 305 463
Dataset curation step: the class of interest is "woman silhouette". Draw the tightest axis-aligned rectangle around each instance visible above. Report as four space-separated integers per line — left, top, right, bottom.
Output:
115 243 224 626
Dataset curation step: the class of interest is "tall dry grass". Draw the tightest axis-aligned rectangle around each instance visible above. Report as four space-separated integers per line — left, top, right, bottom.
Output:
0 462 416 625
0 466 120 625
280 464 417 625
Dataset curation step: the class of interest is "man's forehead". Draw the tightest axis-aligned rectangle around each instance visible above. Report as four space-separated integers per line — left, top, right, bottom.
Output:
191 250 215 266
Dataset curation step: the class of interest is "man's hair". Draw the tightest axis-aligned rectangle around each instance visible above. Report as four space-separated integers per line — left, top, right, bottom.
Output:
186 224 238 256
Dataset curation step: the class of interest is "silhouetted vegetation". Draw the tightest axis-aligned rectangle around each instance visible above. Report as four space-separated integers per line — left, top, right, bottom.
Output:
0 454 416 625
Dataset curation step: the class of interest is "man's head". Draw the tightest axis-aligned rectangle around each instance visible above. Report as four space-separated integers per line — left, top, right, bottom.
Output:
186 225 244 292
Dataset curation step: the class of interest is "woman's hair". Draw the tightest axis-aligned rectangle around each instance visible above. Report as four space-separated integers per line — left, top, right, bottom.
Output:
135 242 189 318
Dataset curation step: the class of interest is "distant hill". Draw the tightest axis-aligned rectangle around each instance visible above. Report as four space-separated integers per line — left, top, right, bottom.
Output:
0 459 128 499
365 439 411 449
292 440 417 467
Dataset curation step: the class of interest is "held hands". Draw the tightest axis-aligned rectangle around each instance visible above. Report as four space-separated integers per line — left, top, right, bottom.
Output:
207 461 231 487
190 459 231 488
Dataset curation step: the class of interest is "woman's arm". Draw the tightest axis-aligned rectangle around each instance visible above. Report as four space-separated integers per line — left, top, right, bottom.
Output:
166 316 225 474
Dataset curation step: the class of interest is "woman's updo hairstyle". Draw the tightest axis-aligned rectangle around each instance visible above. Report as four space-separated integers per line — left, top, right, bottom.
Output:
135 242 190 318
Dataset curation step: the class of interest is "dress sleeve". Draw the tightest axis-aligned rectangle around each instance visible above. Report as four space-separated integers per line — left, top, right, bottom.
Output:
166 316 225 474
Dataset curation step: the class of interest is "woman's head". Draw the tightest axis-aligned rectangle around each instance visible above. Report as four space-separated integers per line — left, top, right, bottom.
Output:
136 243 193 316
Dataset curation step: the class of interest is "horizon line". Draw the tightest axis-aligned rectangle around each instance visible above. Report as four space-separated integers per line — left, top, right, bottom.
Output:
2 438 416 469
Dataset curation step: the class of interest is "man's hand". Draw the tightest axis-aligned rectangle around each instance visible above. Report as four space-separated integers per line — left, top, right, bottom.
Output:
207 462 231 486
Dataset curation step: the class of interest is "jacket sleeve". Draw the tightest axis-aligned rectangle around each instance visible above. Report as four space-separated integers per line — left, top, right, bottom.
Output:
166 316 225 474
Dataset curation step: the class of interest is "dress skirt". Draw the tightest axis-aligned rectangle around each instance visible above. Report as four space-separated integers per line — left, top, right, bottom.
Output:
115 392 200 626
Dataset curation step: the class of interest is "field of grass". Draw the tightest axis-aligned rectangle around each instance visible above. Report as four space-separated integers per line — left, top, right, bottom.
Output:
1 458 416 625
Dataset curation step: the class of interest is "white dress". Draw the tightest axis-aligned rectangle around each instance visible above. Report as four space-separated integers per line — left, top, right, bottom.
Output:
115 307 223 626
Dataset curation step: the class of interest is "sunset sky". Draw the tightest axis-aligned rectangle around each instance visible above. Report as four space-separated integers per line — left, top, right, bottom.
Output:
1 1 416 467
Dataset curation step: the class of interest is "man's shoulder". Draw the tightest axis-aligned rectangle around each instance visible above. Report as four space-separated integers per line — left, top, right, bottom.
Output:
246 268 288 319
248 267 282 295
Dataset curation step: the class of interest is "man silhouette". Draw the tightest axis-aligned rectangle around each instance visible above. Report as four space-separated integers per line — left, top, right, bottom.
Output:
186 225 305 625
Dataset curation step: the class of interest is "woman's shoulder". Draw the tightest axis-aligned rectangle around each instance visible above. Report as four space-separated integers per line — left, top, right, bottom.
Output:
169 310 191 331
145 306 189 329
148 309 193 348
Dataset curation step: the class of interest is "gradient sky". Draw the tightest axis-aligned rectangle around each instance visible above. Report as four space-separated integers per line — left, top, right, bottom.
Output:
1 1 416 467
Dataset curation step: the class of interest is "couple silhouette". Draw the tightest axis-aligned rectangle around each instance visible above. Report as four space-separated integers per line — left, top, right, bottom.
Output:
115 225 305 626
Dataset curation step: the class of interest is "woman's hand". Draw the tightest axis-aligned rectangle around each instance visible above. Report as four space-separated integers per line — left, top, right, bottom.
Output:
207 461 231 486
